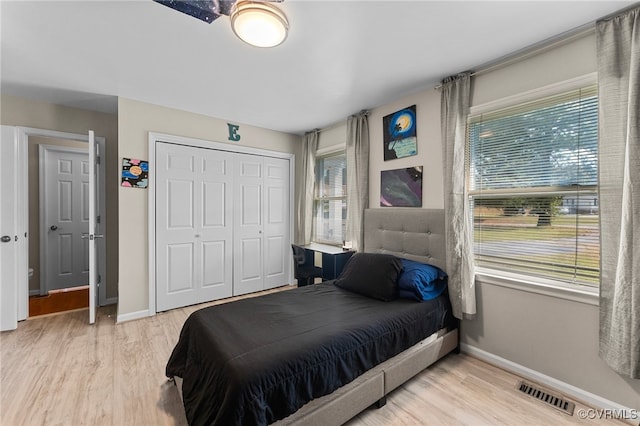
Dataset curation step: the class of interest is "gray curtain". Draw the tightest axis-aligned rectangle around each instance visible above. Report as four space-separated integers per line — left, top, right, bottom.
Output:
597 6 640 379
296 130 319 245
441 72 476 320
346 111 370 252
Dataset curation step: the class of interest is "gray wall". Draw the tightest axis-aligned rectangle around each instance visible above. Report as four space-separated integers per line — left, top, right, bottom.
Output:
365 32 640 410
368 86 443 209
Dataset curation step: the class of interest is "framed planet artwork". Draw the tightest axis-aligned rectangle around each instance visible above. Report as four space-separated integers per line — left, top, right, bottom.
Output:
383 105 417 161
380 166 423 207
121 158 149 188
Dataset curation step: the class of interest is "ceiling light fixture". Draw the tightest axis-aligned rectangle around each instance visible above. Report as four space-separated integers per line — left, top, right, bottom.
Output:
230 1 289 48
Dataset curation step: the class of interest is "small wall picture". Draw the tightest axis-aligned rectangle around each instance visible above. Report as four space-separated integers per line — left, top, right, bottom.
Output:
121 158 148 188
380 166 423 207
383 105 417 161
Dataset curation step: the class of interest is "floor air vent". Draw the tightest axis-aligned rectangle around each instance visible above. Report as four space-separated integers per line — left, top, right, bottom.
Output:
517 381 575 416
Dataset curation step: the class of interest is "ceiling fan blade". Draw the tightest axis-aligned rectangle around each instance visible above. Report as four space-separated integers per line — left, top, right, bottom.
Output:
153 0 237 24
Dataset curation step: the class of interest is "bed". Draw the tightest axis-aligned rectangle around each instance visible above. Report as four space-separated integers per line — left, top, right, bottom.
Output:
166 208 459 425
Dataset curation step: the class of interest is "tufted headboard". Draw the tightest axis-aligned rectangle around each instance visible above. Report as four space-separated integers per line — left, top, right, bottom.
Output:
363 208 446 271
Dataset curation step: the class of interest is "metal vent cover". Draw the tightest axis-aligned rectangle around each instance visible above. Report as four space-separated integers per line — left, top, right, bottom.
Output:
517 381 576 416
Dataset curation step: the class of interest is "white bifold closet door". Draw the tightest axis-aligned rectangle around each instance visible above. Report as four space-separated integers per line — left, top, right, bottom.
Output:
156 143 234 312
155 142 290 312
233 155 290 296
262 156 291 291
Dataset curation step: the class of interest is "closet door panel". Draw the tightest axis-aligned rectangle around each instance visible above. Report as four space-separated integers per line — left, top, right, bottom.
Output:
156 143 233 311
265 235 285 277
240 184 262 225
202 182 225 227
233 155 264 296
240 238 262 279
168 180 194 228
263 157 291 289
166 243 194 292
199 151 233 299
201 241 226 288
156 144 199 311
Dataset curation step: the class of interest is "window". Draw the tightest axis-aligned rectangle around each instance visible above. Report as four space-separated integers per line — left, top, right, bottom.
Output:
313 152 346 245
467 85 599 286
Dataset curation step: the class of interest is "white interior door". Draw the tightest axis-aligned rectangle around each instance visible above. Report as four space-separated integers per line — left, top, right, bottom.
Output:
263 157 291 290
156 143 234 312
88 131 99 324
1 126 18 331
40 145 90 293
233 155 264 296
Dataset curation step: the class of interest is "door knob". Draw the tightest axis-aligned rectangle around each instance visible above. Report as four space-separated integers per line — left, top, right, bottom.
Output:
50 225 58 231
1 235 11 243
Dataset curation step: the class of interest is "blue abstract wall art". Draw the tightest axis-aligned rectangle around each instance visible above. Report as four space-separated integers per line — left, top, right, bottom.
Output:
380 166 423 207
383 105 417 161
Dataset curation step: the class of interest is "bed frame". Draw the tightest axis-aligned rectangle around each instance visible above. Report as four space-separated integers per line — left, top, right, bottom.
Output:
174 208 458 425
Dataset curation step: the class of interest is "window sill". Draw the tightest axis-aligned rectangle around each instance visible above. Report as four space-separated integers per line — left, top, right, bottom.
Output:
475 267 599 306
310 241 342 248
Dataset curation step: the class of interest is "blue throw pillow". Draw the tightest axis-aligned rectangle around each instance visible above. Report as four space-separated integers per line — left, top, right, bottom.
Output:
397 259 447 301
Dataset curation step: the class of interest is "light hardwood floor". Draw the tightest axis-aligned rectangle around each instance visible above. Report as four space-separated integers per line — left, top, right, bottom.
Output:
0 289 625 426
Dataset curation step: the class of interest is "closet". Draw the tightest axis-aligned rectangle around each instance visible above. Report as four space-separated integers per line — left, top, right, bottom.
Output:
155 142 291 312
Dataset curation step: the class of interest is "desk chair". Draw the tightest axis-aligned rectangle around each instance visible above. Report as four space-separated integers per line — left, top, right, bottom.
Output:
291 244 323 286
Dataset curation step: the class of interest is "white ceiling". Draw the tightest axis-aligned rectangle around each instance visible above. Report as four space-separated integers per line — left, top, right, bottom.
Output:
1 1 635 135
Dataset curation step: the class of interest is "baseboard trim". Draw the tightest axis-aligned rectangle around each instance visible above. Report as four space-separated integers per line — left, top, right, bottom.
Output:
460 343 637 422
116 309 151 323
29 289 40 296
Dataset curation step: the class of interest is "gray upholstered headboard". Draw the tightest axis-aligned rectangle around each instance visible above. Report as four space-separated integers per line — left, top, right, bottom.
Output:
363 208 446 271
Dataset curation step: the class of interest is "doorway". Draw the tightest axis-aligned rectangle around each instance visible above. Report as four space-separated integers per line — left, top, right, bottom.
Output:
29 139 92 316
19 128 105 321
0 126 106 329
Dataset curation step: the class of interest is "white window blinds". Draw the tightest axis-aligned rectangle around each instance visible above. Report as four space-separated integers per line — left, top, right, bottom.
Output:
313 152 346 245
467 85 599 286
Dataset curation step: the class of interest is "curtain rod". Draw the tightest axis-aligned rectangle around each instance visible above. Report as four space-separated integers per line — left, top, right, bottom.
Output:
435 23 596 89
598 2 639 22
307 110 370 135
307 119 344 135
